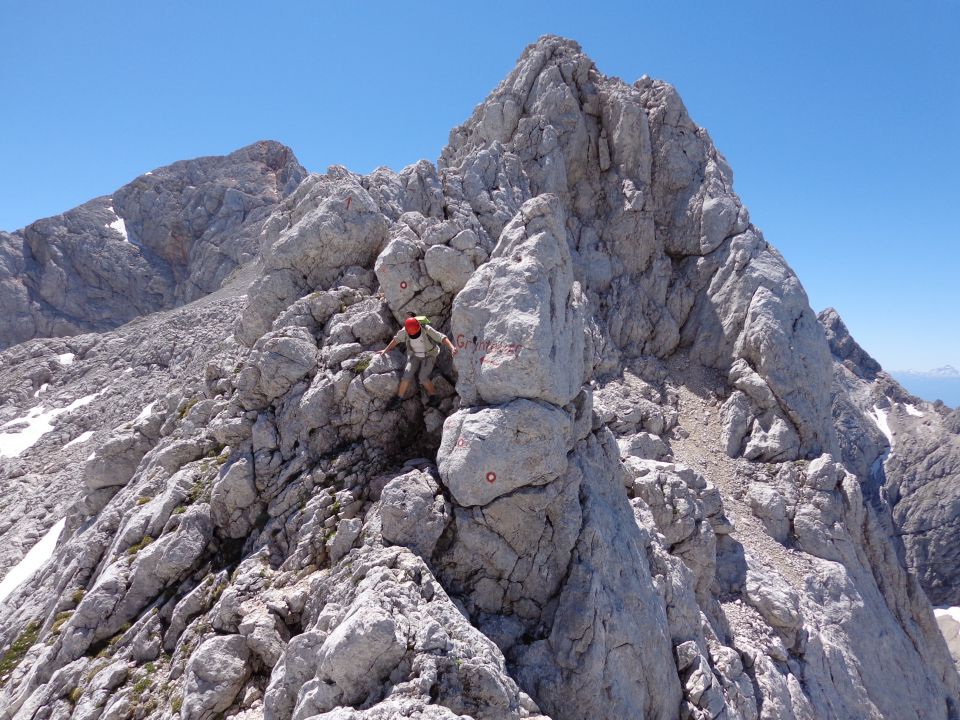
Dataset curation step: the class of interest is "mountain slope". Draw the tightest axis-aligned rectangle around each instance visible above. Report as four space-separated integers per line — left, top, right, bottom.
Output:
0 36 957 720
0 141 305 351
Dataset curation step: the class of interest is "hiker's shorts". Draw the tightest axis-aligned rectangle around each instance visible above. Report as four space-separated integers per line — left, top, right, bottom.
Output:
403 353 436 384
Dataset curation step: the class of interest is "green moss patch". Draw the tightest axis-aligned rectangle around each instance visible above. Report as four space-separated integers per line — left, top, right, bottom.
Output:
0 621 41 685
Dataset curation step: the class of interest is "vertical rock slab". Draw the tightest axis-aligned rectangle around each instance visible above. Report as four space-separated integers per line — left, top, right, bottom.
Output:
513 431 683 720
452 194 586 407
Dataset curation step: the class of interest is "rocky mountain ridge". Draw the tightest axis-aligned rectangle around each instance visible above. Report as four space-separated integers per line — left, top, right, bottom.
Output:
1 35 959 720
0 141 305 351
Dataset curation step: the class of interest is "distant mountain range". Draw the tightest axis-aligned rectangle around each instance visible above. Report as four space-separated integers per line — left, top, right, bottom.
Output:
891 366 960 408
894 365 960 378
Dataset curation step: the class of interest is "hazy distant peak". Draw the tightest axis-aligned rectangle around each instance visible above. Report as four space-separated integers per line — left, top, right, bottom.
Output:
896 365 960 377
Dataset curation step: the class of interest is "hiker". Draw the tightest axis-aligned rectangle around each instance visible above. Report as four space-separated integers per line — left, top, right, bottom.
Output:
379 313 456 408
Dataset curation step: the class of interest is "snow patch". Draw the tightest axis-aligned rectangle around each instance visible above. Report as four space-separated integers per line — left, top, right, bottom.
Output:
58 352 75 365
33 383 49 398
904 403 924 417
935 606 960 648
934 606 960 624
0 518 66 604
64 430 94 449
135 401 156 423
0 393 101 458
869 405 894 447
105 206 129 242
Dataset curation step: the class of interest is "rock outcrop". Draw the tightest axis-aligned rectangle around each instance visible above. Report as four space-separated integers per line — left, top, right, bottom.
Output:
0 140 306 351
0 35 958 720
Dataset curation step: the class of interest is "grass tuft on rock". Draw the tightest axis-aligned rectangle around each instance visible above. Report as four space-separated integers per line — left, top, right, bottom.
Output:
0 621 41 685
127 536 154 556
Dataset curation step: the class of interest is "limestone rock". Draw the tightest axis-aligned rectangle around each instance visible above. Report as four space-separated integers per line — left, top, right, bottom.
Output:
210 454 260 538
437 399 571 507
182 634 251 720
379 470 451 559
819 307 960 607
451 195 585 407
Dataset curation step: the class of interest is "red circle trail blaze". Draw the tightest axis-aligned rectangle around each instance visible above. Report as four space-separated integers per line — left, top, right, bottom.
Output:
345 196 353 210
486 471 496 484
456 437 466 448
400 281 408 289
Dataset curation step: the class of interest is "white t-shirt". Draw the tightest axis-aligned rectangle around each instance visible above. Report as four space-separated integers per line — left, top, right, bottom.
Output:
393 325 447 357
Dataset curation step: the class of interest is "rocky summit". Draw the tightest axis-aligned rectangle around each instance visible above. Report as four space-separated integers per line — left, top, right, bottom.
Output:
1 35 959 720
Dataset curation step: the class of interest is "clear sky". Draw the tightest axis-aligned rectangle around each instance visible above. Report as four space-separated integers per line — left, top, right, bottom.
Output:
1 0 957 372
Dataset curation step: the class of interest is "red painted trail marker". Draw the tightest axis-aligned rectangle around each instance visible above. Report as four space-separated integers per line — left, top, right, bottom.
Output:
485 471 497 484
345 196 353 210
400 281 408 290
456 437 467 448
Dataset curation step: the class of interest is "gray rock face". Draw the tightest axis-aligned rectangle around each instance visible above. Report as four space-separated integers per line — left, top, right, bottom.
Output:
1 33 958 720
818 307 960 606
237 170 391 345
0 140 306 350
438 399 571 507
451 195 585 407
511 431 683 720
378 470 450 559
182 634 251 720
819 307 882 380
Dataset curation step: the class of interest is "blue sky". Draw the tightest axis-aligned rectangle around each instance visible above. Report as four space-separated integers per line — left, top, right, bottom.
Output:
1 0 957 372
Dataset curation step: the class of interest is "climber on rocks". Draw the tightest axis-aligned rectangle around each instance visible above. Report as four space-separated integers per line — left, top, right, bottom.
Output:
380 313 456 409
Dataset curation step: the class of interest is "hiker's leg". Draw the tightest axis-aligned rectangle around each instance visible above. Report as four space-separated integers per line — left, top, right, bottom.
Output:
400 356 419 397
419 355 437 395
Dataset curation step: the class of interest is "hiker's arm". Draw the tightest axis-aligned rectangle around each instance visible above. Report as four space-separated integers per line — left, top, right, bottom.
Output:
442 336 457 355
380 329 408 355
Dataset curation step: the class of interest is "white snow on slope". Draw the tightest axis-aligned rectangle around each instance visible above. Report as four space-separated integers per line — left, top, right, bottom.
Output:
64 430 94 449
0 393 100 458
135 401 156 423
904 403 925 417
105 206 129 242
33 383 49 398
869 405 894 447
58 352 75 365
0 518 66 604
935 606 960 625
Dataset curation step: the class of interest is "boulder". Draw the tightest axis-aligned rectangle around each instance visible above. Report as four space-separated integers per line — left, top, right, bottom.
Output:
182 634 251 720
379 470 451 559
452 195 586 407
437 399 572 507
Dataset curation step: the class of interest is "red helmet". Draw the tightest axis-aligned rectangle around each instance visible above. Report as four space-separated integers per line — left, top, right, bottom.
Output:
404 317 421 335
